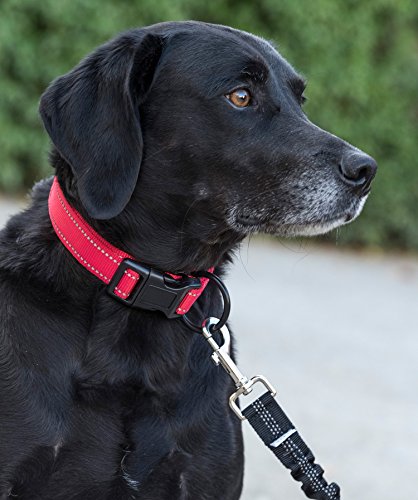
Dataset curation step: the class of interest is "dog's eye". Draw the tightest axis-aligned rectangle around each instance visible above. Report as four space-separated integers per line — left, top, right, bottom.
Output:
226 88 252 108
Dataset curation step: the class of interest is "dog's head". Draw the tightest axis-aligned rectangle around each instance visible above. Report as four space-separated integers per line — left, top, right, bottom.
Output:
40 22 377 268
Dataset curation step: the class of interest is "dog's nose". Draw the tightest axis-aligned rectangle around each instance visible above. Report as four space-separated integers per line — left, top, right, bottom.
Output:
339 151 377 194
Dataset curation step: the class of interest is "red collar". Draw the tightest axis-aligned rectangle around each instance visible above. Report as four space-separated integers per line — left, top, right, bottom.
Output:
48 177 212 318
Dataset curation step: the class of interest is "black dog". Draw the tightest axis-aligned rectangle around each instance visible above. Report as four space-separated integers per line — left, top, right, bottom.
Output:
0 21 376 499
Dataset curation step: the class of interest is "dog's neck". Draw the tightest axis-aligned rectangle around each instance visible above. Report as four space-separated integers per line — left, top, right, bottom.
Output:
1 161 244 305
52 152 245 276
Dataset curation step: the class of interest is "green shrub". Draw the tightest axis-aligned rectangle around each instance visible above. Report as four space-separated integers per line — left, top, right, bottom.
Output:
1 0 417 249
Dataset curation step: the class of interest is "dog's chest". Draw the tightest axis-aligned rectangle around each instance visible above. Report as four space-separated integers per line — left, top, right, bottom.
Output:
33 378 239 499
4 292 242 498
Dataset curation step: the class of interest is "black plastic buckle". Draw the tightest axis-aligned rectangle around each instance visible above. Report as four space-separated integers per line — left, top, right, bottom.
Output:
107 259 202 319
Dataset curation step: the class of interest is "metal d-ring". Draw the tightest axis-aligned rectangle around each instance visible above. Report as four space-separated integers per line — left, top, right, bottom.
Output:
182 271 231 333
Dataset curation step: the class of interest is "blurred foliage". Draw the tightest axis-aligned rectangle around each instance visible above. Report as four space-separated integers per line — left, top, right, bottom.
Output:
0 0 417 249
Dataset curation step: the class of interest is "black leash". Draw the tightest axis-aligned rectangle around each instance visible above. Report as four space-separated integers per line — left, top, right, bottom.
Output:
186 276 341 500
243 392 340 500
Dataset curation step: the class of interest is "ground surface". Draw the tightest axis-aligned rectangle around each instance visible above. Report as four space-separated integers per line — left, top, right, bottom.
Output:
1 198 417 500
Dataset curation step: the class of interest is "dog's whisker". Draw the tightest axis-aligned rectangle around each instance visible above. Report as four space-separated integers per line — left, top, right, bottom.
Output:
179 198 201 253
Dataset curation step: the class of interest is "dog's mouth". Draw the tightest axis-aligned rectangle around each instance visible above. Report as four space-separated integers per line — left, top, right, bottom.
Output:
235 216 347 237
232 194 369 237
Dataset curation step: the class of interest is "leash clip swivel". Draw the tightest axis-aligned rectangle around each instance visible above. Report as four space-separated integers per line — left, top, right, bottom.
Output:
201 317 341 500
202 317 276 420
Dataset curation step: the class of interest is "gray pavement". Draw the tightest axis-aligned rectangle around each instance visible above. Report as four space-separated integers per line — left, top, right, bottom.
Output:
1 199 417 499
0 197 27 227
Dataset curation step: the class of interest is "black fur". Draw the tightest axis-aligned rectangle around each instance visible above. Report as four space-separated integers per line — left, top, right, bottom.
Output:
0 21 376 499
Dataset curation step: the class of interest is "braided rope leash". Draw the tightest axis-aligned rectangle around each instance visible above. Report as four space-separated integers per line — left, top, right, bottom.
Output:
202 318 340 500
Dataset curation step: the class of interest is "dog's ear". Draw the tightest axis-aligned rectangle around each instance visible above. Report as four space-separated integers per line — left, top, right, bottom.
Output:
39 32 164 219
